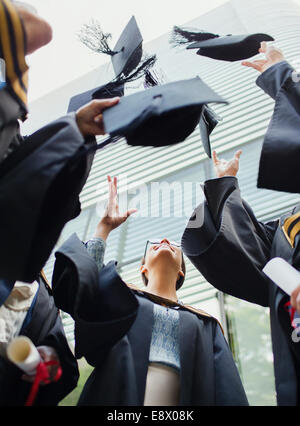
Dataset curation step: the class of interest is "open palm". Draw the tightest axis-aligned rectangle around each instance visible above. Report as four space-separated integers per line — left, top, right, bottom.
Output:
212 150 242 178
99 176 137 232
242 41 285 73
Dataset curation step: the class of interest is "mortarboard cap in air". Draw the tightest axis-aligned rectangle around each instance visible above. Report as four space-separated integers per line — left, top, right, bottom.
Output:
112 16 143 77
76 16 156 109
170 27 274 62
102 76 228 148
66 53 157 113
187 33 275 62
67 82 125 113
79 16 143 78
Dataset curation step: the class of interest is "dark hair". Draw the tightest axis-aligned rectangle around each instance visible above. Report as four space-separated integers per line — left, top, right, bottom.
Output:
140 252 186 291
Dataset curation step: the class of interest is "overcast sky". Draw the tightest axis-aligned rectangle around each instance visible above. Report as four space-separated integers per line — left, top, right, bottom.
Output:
25 0 300 102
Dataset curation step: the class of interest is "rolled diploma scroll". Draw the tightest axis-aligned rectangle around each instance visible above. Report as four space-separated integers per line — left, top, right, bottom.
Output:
7 336 41 375
263 257 300 296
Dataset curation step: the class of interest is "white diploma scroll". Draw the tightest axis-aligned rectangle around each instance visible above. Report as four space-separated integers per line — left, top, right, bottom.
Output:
7 336 41 375
263 257 300 296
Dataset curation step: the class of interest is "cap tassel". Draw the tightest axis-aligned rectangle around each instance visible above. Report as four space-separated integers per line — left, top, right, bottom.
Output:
78 21 120 56
112 54 157 85
170 26 219 47
144 70 160 88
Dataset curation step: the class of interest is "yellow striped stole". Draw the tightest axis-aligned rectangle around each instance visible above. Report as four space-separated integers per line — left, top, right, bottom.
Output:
0 0 28 120
282 212 300 248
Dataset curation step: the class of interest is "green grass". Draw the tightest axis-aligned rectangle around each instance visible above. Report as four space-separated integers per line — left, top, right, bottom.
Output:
59 360 93 406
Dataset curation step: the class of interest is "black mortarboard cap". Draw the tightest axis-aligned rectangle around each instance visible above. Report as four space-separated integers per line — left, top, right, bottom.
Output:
78 16 144 78
187 33 275 62
67 82 125 113
102 77 228 148
199 105 221 158
112 16 143 77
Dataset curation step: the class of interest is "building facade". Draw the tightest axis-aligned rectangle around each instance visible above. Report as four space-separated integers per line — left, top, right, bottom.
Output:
22 0 300 405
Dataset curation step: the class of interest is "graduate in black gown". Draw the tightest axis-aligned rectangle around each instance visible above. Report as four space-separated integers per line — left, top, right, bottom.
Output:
181 144 300 406
0 271 79 406
242 42 300 194
182 41 300 406
52 176 248 406
0 0 120 296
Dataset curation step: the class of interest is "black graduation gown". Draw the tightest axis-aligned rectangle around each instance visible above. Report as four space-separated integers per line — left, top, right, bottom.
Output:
52 233 248 406
256 60 300 194
0 87 96 283
0 88 24 162
0 274 79 406
181 176 300 406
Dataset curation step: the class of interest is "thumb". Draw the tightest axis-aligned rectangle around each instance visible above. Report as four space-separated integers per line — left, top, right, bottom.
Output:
126 208 138 218
92 97 120 114
260 41 267 53
235 150 242 160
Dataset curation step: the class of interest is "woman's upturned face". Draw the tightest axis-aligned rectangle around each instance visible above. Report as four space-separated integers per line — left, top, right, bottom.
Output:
144 238 183 272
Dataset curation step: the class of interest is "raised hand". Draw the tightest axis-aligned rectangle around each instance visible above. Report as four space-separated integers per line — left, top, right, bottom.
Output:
242 41 285 73
94 176 137 240
212 150 242 178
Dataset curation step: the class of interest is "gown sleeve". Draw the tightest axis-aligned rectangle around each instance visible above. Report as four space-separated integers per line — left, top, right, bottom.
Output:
0 89 24 163
213 322 249 406
85 238 106 271
52 233 139 366
0 110 97 283
181 176 278 307
255 61 300 193
256 60 295 100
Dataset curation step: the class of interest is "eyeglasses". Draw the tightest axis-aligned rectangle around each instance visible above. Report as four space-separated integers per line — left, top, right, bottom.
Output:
144 239 181 259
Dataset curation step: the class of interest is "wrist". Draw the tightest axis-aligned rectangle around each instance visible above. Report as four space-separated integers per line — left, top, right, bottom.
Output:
217 173 237 178
263 58 285 73
75 113 87 138
94 222 113 241
75 113 85 137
